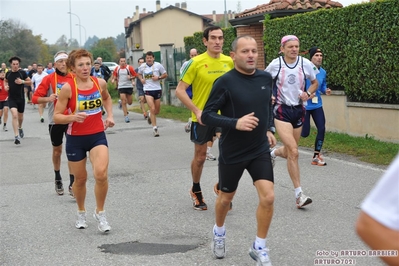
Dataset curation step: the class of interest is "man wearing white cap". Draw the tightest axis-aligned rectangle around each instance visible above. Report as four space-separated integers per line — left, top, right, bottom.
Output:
32 51 75 197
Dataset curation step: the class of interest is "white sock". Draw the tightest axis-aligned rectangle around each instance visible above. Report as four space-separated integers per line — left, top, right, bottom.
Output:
270 149 276 158
153 126 157 130
213 224 225 236
207 147 211 153
295 187 302 198
254 236 266 250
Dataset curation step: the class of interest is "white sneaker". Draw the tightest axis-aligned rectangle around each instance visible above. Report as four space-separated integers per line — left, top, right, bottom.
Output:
249 243 272 266
153 128 159 137
184 118 192 133
75 211 88 229
296 192 312 208
312 154 327 166
270 148 276 168
3 125 7 131
211 230 226 259
206 152 216 161
93 210 111 233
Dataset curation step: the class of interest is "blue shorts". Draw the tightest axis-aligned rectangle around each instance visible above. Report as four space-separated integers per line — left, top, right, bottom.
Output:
274 104 305 129
66 132 108 162
218 152 274 193
145 90 162 100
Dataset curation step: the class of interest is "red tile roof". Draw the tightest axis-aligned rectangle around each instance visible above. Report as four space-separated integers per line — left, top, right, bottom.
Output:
235 0 343 18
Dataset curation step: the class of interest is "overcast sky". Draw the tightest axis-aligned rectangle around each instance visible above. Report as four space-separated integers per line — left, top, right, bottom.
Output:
1 0 364 45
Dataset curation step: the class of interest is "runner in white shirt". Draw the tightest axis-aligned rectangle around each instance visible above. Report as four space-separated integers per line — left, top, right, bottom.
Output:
265 35 319 209
356 154 399 266
137 51 167 137
31 64 48 123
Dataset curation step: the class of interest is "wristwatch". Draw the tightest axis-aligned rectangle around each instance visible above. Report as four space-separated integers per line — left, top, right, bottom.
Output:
268 127 276 135
158 76 162 80
306 90 311 96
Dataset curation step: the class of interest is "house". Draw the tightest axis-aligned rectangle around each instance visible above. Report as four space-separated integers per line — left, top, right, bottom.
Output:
229 0 343 69
124 1 213 65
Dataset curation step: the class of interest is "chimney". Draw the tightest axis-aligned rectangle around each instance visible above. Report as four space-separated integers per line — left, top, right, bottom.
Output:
175 3 180 8
212 10 216 22
156 0 161 11
181 2 187 10
228 10 231 19
143 8 146 13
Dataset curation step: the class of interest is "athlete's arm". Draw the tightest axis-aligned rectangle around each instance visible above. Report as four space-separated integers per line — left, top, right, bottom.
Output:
32 76 56 104
99 78 114 130
31 75 35 91
129 66 137 78
357 211 399 266
53 83 86 124
23 72 31 86
306 79 318 95
175 80 202 122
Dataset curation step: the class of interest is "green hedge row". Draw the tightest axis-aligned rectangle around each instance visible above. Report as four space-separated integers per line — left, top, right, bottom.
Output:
263 0 399 104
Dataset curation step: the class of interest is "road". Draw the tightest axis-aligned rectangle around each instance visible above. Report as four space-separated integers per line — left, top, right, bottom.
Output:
0 102 387 266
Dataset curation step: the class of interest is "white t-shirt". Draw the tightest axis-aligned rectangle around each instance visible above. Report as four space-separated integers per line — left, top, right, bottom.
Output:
138 62 166 91
361 154 399 231
31 72 48 91
265 56 318 106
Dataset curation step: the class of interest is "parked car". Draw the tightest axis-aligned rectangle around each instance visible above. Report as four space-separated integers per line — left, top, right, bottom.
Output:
102 62 118 72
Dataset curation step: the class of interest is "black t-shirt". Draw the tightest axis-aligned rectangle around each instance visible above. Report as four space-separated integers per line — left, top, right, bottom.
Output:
202 68 274 164
28 69 37 79
6 70 28 99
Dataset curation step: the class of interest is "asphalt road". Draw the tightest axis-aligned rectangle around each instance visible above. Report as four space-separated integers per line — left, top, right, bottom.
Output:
0 102 387 266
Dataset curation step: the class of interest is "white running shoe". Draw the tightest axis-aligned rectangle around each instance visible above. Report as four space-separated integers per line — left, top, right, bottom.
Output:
184 118 192 133
75 211 88 229
206 152 216 161
249 243 272 266
270 148 276 168
93 210 111 233
296 192 312 208
153 128 159 137
211 230 226 259
312 154 327 166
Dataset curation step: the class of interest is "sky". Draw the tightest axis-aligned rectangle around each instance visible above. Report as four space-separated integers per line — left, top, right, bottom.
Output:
1 0 365 45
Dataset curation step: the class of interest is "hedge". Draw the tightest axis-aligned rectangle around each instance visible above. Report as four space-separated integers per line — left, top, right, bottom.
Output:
263 0 399 104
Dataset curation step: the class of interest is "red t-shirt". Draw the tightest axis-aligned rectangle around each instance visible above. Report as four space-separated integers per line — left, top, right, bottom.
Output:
66 77 104 136
112 65 136 78
32 72 74 104
0 79 8 101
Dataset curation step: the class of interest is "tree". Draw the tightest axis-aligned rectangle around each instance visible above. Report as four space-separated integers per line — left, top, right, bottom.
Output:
90 47 112 62
114 33 125 50
236 1 242 13
0 19 44 67
90 37 118 62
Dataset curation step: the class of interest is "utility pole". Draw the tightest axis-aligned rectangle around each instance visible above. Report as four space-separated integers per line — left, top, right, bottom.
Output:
224 0 228 28
69 0 72 46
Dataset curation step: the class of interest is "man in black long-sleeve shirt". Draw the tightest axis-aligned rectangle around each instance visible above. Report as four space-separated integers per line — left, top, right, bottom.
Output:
202 36 276 265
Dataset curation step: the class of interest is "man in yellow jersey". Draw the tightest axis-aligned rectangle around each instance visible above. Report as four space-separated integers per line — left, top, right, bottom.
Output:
176 26 234 211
